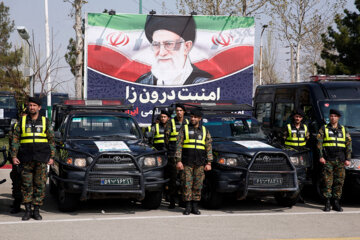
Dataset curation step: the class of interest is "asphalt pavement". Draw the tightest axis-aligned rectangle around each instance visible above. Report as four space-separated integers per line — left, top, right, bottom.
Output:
1 168 360 240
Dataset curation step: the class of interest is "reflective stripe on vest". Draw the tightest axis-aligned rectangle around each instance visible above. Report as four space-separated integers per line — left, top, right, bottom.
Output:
170 118 189 142
323 125 346 148
285 123 308 147
154 123 165 144
20 116 48 144
183 125 206 150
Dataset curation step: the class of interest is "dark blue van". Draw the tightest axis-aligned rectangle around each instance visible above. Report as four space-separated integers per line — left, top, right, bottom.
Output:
0 91 18 133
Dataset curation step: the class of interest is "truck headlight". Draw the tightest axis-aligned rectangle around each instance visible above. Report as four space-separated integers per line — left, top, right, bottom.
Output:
290 155 305 166
142 156 163 167
74 158 86 167
346 158 360 170
218 157 238 167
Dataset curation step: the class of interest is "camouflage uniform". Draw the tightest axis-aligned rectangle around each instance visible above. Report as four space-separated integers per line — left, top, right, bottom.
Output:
174 124 213 201
9 122 22 203
317 124 352 199
11 116 55 206
164 118 188 199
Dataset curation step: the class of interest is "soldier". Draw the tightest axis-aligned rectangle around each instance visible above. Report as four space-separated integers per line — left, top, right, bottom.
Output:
282 109 310 150
175 109 213 215
164 103 189 209
11 97 56 221
151 110 170 150
317 109 351 212
9 107 27 214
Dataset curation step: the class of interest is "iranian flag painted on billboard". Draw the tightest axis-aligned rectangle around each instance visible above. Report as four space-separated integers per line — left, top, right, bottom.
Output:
85 13 254 123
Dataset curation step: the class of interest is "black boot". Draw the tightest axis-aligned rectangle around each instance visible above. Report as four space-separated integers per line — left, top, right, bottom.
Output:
168 197 176 209
32 205 42 220
183 201 191 215
323 198 331 212
22 203 32 221
10 199 21 214
191 201 201 215
332 199 343 212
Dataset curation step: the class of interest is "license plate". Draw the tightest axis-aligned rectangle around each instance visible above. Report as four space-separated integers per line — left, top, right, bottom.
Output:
253 177 283 185
100 177 133 185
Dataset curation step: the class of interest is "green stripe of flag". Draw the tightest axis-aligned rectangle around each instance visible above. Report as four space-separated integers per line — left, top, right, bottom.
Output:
87 13 254 31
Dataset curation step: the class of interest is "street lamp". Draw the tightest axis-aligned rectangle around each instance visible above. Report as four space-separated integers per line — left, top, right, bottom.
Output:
259 24 268 86
16 26 34 97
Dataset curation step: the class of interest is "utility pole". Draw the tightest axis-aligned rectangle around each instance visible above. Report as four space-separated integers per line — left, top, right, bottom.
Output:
259 25 268 86
45 0 51 119
290 43 295 83
139 0 142 14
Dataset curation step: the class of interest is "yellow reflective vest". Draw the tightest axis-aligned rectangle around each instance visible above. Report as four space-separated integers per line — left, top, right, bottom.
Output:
285 123 308 147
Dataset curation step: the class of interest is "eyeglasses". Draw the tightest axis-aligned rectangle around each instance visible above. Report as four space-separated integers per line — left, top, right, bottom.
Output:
151 40 185 51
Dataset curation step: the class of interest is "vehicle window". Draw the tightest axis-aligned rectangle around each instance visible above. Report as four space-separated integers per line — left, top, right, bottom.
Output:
274 103 294 128
255 103 272 127
319 100 360 132
203 117 266 140
0 96 16 109
275 88 295 101
68 116 141 139
58 116 68 136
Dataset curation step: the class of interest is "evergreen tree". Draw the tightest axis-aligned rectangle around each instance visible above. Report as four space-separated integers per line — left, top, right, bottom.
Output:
318 0 360 74
0 2 27 104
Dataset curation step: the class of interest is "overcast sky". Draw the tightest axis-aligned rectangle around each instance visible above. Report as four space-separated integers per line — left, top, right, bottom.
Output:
6 0 358 97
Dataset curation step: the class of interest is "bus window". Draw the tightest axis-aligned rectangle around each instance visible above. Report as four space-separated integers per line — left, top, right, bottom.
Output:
274 103 294 127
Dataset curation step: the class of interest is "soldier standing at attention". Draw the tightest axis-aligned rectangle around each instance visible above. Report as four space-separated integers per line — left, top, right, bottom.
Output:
164 103 189 209
11 97 55 221
283 109 310 150
151 110 170 150
317 109 351 212
9 107 27 214
175 109 212 215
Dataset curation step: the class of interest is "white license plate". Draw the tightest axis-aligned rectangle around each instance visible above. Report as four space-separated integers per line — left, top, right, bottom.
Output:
100 177 133 185
253 177 283 185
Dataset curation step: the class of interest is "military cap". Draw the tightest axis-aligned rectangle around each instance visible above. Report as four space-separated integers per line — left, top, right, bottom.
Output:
175 103 186 111
160 110 171 117
190 109 203 117
145 15 196 43
28 97 42 106
292 109 305 117
329 109 341 117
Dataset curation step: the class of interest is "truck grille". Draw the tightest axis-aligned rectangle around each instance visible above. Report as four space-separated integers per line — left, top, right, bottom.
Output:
88 174 141 191
91 154 137 171
250 153 292 171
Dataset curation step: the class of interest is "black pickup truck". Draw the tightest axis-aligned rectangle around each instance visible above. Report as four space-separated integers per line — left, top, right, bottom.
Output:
184 104 309 209
49 100 167 212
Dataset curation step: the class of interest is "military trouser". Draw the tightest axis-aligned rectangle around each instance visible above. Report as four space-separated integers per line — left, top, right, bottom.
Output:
181 165 205 202
21 161 47 206
10 164 22 201
322 160 345 199
165 156 179 197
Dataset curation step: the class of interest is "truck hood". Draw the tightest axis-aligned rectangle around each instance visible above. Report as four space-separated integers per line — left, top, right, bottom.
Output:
65 139 155 157
212 139 281 156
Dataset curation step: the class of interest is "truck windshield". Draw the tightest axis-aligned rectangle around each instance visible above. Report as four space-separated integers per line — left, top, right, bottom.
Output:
0 96 16 109
203 116 267 140
319 100 360 132
68 116 141 139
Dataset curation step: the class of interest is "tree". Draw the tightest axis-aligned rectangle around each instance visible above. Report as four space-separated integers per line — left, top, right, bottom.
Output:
64 0 87 99
317 0 360 74
0 2 27 105
269 0 346 82
177 0 268 16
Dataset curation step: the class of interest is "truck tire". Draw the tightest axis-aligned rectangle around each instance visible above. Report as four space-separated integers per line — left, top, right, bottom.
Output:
274 191 300 207
58 186 79 212
142 191 162 209
201 179 223 209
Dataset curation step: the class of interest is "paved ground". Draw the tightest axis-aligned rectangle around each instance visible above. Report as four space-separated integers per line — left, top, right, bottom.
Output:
1 169 360 240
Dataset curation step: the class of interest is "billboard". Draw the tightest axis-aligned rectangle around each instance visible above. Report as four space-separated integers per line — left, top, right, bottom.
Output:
85 13 254 123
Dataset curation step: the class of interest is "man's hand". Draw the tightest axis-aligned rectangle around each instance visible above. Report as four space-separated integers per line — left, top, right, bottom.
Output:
204 163 211 171
176 161 184 170
48 158 54 165
12 157 20 165
320 157 326 164
345 160 351 167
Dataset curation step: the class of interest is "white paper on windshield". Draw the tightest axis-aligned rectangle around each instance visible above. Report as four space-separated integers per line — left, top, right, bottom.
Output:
0 109 3 119
233 140 274 149
95 141 130 152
